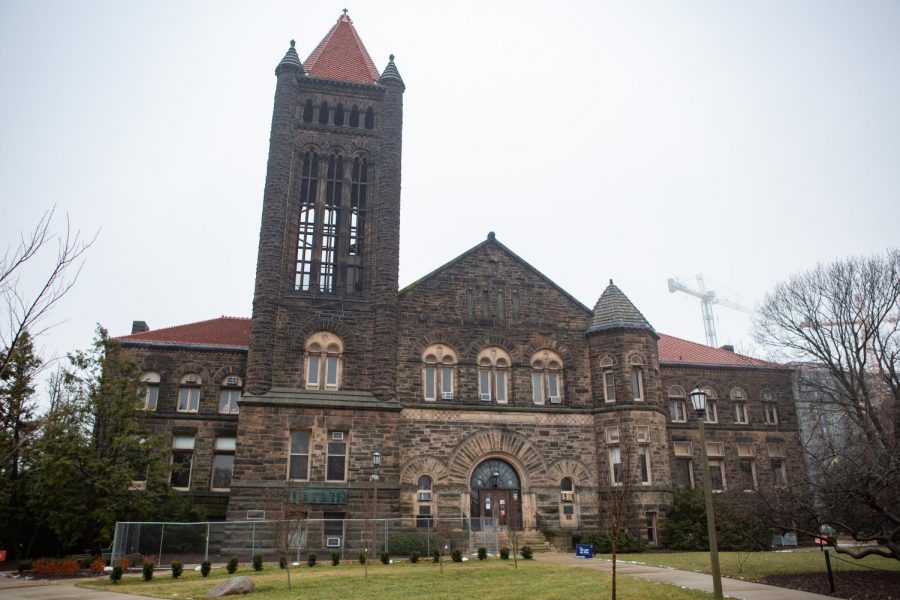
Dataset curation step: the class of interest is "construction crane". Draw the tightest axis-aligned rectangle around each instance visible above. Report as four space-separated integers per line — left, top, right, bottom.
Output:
667 275 753 347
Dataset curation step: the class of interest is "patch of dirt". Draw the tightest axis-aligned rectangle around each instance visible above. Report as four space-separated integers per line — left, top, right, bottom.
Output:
759 571 900 600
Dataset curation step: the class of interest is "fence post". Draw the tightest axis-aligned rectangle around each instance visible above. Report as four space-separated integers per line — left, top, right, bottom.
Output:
205 522 210 562
110 522 120 565
251 522 256 562
384 519 388 555
158 523 165 566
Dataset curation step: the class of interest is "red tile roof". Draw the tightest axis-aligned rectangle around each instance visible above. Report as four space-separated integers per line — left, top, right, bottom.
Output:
305 12 380 84
117 316 250 348
118 317 775 368
658 334 774 367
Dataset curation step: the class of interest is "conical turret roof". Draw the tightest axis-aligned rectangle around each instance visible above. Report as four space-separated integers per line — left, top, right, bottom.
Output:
275 40 304 75
379 54 404 86
587 280 656 335
305 10 380 84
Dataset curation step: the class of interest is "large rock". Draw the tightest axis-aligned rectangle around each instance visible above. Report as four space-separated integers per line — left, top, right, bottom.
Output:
207 576 255 597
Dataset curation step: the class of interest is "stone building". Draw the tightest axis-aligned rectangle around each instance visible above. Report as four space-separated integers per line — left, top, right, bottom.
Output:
118 12 804 546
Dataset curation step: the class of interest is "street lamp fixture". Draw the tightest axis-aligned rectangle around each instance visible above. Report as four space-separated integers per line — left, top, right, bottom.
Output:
688 386 723 600
372 451 382 468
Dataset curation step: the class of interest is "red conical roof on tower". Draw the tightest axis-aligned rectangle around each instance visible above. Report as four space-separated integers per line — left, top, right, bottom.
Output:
305 10 380 84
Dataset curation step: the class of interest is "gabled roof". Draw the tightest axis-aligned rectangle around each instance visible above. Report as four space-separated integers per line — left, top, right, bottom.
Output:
658 333 775 367
399 232 594 316
587 281 655 336
116 316 250 349
304 11 380 84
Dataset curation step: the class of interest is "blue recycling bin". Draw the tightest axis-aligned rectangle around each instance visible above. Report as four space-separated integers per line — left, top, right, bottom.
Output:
575 544 594 559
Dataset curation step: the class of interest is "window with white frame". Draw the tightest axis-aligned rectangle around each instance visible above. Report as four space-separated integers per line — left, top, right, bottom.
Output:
606 427 623 485
477 346 510 403
737 443 757 491
171 436 195 489
646 512 658 545
731 388 749 424
422 344 457 401
706 442 725 492
416 475 433 528
289 431 311 481
639 446 651 485
668 386 687 422
630 356 644 401
771 459 788 487
177 374 201 412
601 356 616 403
305 331 343 390
211 437 236 491
218 375 242 414
673 441 694 488
703 387 718 423
764 403 779 425
141 372 160 411
531 349 563 405
326 431 348 481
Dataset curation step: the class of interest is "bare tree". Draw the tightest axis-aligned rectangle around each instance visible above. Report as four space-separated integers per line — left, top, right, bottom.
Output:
599 418 637 600
755 249 899 560
1 206 94 375
273 489 307 590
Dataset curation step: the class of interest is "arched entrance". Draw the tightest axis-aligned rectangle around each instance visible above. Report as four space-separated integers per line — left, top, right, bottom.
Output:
470 459 522 529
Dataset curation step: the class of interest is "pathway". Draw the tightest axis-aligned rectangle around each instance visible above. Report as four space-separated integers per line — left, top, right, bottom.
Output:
535 552 837 600
0 575 148 600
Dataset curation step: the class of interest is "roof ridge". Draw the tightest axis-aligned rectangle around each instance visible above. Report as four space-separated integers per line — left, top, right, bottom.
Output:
121 315 248 338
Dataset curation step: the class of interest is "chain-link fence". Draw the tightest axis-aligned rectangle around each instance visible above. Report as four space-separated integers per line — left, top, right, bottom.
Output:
111 517 500 566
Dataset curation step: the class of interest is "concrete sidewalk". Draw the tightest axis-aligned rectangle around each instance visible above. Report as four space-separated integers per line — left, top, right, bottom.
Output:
535 552 836 600
0 575 148 599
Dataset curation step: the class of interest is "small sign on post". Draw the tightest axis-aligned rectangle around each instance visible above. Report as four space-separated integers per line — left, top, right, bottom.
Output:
575 544 594 559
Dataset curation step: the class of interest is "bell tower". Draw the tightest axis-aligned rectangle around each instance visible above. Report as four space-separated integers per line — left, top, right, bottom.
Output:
245 12 404 400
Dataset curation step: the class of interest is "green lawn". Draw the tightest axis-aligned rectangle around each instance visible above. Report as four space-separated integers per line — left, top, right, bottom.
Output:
600 549 900 581
85 559 713 600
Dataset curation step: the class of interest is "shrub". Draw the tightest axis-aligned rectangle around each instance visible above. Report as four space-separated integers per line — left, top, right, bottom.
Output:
432 549 441 563
200 561 211 577
662 488 771 552
17 559 32 572
226 558 238 574
307 553 317 567
170 561 183 579
358 551 367 565
499 547 510 560
142 560 154 582
252 554 263 571
278 555 287 569
662 487 708 550
90 557 106 574
387 531 435 556
78 557 92 569
409 552 419 564
450 549 462 562
110 565 122 583
33 558 80 576
520 546 533 560
331 551 341 566
477 547 487 560
381 552 390 565
116 557 132 571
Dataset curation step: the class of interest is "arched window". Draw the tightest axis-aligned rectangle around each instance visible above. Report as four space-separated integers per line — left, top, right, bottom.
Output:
364 107 374 129
416 475 434 528
218 375 242 415
730 387 748 424
478 347 510 403
177 373 201 413
320 153 344 292
630 355 644 401
318 101 329 124
668 385 687 422
422 344 457 401
333 103 345 126
303 99 314 123
600 356 616 403
347 156 367 292
349 105 360 127
702 386 719 423
305 331 344 390
560 477 574 492
530 349 563 405
296 151 319 290
140 372 160 411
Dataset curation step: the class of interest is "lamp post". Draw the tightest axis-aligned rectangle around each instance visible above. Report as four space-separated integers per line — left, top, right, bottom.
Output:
689 386 723 600
365 451 382 578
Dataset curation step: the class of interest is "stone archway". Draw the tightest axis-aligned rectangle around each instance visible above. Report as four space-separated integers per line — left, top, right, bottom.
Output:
470 458 522 530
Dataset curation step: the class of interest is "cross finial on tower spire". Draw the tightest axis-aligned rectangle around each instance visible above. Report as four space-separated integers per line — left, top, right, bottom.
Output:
342 8 348 15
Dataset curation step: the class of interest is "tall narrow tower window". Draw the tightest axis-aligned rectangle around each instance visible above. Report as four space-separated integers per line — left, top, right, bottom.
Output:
348 156 367 292
320 153 344 292
296 151 319 291
334 103 345 126
318 101 330 124
364 107 374 129
303 99 314 123
349 105 360 128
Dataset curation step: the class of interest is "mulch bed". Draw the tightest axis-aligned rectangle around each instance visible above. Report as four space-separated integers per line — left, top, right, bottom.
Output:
759 571 900 600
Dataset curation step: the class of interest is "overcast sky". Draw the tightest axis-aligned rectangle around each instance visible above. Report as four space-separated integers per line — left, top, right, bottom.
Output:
1 1 898 372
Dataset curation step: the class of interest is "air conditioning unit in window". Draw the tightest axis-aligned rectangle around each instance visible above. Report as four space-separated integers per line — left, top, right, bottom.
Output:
480 393 491 402
326 537 342 548
129 480 146 491
418 491 432 502
332 431 344 440
225 376 240 386
246 510 266 520
560 491 575 502
549 395 561 404
441 391 453 400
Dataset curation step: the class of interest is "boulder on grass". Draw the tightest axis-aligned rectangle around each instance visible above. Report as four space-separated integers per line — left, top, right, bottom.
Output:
207 576 255 597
